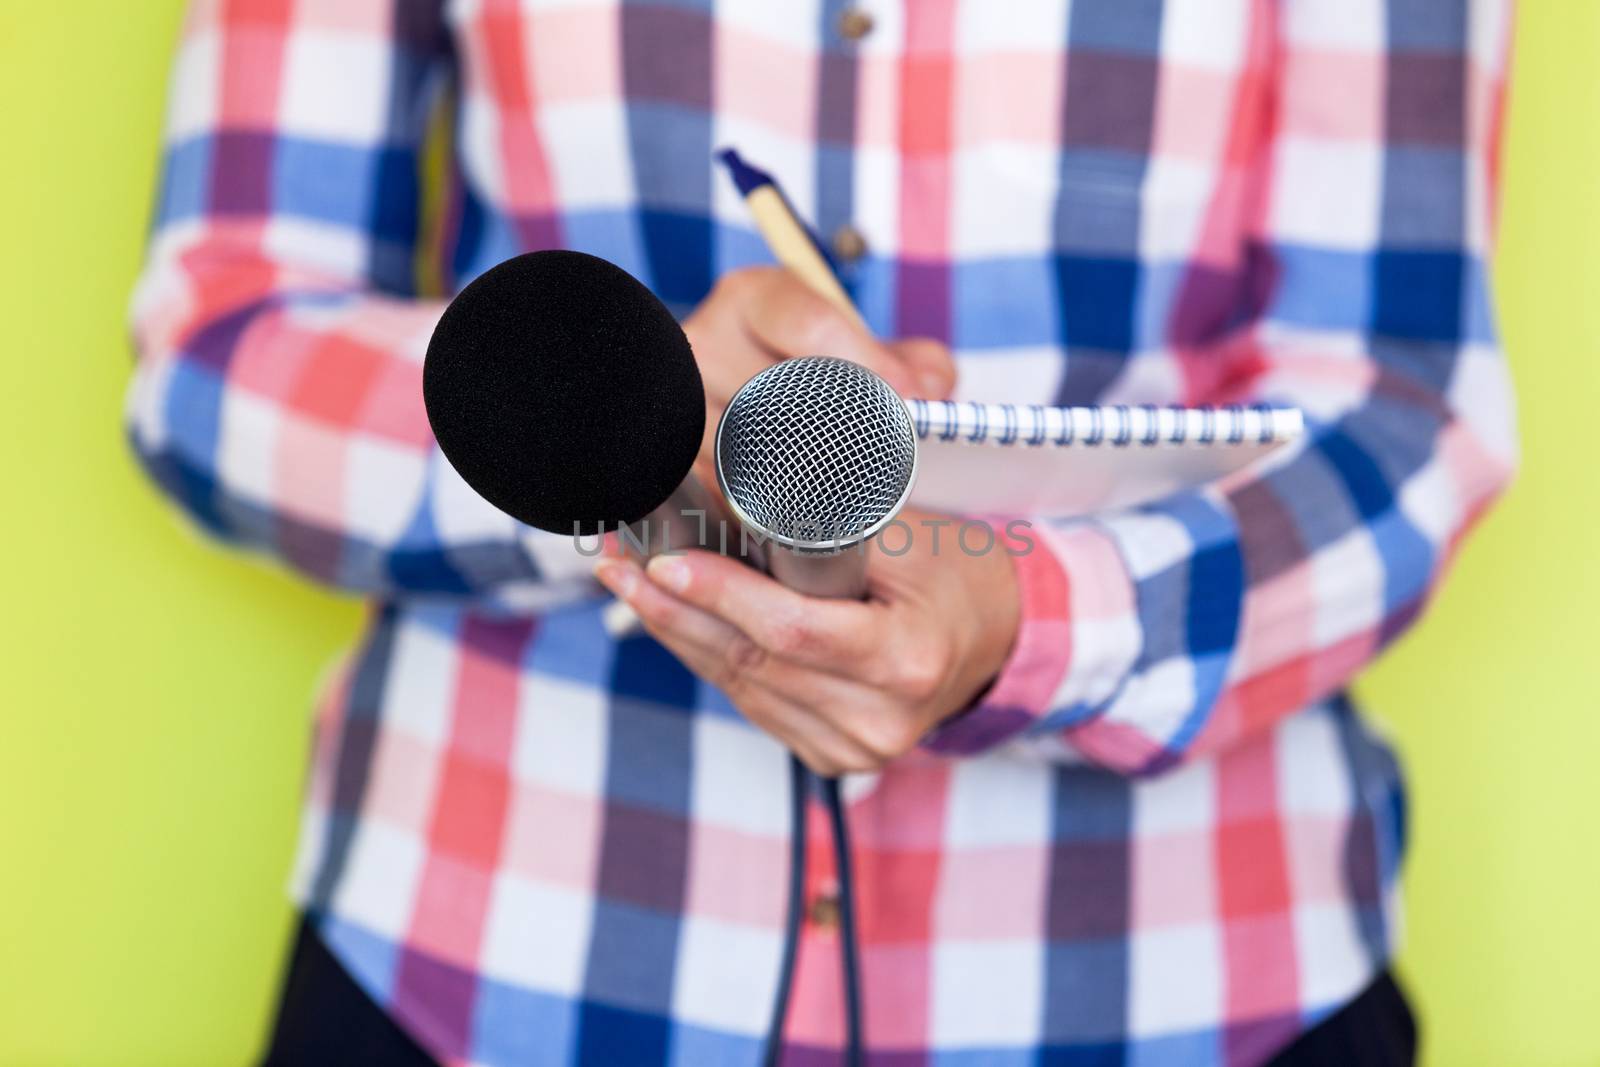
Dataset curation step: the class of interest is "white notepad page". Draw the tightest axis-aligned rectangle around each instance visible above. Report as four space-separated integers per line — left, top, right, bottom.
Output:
903 401 1305 517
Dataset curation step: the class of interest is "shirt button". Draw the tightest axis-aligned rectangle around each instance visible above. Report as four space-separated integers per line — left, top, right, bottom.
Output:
831 223 869 265
837 7 874 41
808 892 841 930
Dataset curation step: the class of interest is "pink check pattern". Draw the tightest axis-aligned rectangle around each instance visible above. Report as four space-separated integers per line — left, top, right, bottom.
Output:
127 1 1515 1064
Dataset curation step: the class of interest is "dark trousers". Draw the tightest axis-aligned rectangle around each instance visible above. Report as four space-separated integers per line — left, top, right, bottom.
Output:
263 918 1416 1065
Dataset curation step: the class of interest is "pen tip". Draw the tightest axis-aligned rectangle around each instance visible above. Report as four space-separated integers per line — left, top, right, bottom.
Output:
715 146 771 196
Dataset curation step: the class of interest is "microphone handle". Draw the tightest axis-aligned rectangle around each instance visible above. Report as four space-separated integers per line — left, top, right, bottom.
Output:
622 474 750 562
602 477 752 638
758 541 870 1067
765 544 868 600
625 477 878 602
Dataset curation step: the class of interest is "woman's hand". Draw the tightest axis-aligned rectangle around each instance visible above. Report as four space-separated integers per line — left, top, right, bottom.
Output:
683 267 956 467
593 509 1023 776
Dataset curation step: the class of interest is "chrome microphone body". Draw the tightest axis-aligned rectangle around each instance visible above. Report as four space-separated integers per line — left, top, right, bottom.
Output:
715 355 916 1067
621 476 737 559
715 356 919 600
602 475 744 637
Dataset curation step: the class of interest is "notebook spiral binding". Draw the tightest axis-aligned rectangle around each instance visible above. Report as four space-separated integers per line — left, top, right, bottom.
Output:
903 400 1305 448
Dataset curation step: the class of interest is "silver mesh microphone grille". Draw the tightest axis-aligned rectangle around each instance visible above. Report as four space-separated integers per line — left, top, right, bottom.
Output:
716 356 918 550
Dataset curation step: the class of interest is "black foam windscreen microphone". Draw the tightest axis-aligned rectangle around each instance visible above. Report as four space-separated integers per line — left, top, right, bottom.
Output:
422 250 706 537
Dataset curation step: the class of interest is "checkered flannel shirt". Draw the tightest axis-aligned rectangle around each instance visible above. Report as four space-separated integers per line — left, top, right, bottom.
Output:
128 1 1515 1063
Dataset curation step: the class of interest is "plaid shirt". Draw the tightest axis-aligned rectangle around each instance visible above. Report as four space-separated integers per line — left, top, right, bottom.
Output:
128 0 1515 1064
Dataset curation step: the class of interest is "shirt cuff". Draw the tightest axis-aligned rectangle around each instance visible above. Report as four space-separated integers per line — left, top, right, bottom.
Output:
921 521 1140 757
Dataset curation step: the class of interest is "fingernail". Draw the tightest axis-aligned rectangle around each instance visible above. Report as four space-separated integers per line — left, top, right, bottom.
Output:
646 555 691 593
593 559 637 598
918 371 950 399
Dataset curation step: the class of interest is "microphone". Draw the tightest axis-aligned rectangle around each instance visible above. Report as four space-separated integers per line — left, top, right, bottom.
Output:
421 250 729 556
715 355 918 1067
716 356 919 598
425 254 889 1066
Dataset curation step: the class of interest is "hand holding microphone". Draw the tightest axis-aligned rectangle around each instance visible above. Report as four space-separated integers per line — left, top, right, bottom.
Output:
594 356 1020 778
683 265 956 472
594 511 1019 775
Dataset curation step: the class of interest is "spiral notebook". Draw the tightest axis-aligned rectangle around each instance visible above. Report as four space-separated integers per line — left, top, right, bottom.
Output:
904 401 1305 517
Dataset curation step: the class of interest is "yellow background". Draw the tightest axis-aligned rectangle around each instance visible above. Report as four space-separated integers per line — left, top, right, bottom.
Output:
2 3 1596 1064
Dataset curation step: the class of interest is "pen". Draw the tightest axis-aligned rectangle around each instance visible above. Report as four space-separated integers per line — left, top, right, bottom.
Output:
716 147 867 329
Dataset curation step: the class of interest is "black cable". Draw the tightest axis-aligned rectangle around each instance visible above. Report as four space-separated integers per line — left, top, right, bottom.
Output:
762 761 868 1067
762 753 810 1067
820 776 864 1067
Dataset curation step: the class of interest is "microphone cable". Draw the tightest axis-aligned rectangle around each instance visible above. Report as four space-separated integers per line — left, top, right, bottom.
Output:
763 754 809 1067
819 775 865 1067
762 754 865 1067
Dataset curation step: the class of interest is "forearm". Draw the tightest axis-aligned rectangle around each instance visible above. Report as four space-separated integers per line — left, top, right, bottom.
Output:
926 330 1515 773
128 230 595 603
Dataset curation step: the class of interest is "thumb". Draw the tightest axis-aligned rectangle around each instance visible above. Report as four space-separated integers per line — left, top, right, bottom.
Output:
889 337 958 400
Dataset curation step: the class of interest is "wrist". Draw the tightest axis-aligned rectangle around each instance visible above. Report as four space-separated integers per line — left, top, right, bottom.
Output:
922 519 1057 754
936 524 1023 724
973 539 1022 688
